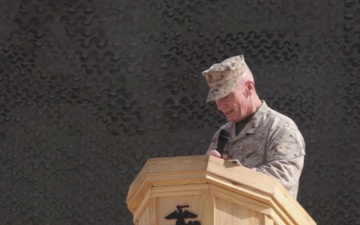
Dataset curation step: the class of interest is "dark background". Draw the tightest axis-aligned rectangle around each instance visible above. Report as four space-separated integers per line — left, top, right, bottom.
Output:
0 0 359 224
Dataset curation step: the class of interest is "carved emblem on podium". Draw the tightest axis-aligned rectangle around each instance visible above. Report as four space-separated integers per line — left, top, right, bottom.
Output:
165 205 201 225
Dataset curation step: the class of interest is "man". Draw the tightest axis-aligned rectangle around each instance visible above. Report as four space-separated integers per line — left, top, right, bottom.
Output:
202 55 305 198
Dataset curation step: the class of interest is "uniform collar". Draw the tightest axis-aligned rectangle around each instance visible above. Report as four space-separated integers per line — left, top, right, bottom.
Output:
229 101 267 141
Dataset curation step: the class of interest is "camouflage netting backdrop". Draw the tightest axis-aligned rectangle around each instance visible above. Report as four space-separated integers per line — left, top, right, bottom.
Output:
0 0 359 224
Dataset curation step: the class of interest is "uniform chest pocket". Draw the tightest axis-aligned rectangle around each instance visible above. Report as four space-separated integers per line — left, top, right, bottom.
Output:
230 145 265 168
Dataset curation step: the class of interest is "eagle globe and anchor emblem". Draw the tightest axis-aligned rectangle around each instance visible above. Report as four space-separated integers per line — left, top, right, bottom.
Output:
164 205 201 225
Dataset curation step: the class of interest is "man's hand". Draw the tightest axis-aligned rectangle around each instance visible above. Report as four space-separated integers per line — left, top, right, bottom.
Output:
206 149 230 159
206 149 241 165
206 149 221 157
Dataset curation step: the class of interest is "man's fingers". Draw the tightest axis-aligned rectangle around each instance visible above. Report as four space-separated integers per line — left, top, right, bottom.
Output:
207 149 221 158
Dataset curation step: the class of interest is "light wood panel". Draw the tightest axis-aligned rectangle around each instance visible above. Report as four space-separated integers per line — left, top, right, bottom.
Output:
127 155 317 225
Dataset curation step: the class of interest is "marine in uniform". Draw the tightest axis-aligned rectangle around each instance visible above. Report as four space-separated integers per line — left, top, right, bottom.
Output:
202 55 305 198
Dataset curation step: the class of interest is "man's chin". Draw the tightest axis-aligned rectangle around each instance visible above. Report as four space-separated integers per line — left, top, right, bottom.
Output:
226 116 237 123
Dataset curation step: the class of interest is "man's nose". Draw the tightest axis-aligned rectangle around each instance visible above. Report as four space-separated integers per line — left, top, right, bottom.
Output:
216 99 225 110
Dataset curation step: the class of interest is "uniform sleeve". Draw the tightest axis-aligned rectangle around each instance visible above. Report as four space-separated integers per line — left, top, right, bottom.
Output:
254 126 305 198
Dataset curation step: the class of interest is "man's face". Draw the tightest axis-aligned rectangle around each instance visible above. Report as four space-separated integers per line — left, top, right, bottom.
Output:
215 83 249 123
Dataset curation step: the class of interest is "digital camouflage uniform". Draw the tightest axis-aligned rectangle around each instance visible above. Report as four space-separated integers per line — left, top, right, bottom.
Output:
207 101 305 198
202 55 305 198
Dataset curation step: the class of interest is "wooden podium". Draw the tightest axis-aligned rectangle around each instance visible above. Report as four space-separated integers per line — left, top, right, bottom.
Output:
126 155 316 225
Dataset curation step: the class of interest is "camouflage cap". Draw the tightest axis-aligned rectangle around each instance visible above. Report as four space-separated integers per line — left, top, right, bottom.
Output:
202 55 248 102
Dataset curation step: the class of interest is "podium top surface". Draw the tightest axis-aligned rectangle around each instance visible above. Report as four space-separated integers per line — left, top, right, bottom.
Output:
127 155 279 198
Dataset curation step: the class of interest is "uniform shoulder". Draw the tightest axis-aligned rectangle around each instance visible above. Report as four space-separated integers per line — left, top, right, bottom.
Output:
260 103 298 128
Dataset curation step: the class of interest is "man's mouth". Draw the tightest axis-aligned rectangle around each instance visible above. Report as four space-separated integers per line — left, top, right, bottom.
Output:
224 110 233 116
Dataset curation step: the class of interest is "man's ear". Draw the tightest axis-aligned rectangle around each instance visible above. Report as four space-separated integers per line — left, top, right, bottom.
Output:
245 81 255 94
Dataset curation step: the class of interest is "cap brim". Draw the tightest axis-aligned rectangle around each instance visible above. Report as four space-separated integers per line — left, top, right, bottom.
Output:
206 83 235 102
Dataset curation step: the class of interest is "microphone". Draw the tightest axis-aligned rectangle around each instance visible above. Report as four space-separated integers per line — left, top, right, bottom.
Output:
217 129 230 155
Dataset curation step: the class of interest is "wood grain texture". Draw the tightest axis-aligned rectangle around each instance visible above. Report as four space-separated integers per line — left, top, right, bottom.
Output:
127 155 316 225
